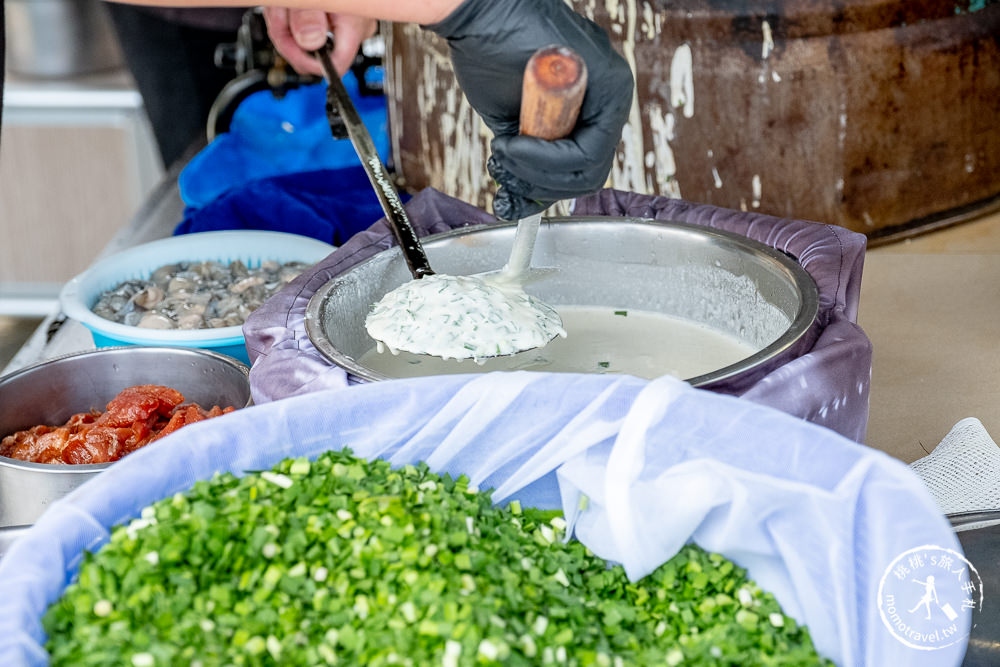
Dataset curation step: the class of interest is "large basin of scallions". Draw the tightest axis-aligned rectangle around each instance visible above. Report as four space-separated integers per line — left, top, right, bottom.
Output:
43 450 831 666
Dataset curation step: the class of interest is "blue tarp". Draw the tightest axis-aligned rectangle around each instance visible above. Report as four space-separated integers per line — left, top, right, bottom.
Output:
174 167 389 247
175 75 394 246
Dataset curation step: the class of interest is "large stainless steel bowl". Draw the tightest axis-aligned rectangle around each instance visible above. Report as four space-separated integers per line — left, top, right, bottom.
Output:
305 217 819 384
0 346 251 530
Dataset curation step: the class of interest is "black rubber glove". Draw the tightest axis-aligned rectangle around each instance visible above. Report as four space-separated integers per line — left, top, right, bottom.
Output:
425 0 634 220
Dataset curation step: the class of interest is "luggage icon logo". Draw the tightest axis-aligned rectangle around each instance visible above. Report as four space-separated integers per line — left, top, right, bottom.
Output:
877 545 983 651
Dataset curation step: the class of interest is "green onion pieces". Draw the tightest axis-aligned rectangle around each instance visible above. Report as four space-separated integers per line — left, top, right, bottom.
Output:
44 450 831 666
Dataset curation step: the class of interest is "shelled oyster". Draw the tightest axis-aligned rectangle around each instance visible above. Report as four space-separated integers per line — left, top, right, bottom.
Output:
92 260 308 330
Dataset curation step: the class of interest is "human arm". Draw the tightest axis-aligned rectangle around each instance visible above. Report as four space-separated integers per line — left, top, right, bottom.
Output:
106 1 462 24
107 1 463 76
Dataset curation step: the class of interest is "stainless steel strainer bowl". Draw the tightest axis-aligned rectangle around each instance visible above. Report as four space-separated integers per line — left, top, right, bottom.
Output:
305 217 819 385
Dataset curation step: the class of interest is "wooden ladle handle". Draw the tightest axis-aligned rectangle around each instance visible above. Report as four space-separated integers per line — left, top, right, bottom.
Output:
519 46 588 140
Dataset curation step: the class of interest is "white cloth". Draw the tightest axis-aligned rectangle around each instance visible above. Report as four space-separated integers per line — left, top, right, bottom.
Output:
911 417 1000 515
0 373 965 666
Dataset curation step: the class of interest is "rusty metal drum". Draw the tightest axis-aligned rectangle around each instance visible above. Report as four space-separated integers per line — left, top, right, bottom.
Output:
385 0 1000 242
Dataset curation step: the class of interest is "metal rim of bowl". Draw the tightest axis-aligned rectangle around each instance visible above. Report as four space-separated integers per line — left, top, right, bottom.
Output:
948 510 1000 532
305 216 821 385
0 345 251 472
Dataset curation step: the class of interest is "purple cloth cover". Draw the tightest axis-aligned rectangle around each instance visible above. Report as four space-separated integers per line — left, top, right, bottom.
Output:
244 188 871 441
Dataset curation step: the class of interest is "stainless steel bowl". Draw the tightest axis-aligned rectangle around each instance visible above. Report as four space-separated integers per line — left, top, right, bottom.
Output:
0 346 251 528
949 511 1000 666
305 217 819 384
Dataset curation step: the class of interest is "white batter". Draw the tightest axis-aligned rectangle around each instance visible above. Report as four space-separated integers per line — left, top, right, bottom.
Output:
365 273 567 361
360 305 758 380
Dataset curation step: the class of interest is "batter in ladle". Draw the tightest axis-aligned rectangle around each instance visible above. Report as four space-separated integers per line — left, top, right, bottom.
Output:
365 272 566 361
366 211 566 361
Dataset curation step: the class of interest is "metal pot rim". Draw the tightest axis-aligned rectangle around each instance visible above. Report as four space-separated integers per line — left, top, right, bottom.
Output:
0 345 251 472
305 216 820 386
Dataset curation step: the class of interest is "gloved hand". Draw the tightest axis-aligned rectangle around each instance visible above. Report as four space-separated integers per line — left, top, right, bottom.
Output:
262 8 377 77
425 0 634 220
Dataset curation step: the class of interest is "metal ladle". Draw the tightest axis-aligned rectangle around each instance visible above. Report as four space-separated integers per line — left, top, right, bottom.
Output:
314 38 433 280
314 38 585 360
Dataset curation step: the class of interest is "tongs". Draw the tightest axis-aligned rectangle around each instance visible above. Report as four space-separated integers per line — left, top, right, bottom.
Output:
314 37 434 280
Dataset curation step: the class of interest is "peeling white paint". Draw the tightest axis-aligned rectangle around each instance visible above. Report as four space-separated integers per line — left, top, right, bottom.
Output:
665 113 676 142
753 24 777 97
386 30 404 184
707 149 714 158
582 0 689 198
761 21 774 60
641 2 657 39
615 118 647 193
670 44 695 118
406 23 491 208
712 167 723 189
862 212 875 227
608 0 652 196
647 102 681 197
605 0 625 23
838 107 848 150
752 174 761 208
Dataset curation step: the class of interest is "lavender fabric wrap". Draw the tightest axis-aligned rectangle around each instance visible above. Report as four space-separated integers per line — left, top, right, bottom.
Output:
244 188 871 441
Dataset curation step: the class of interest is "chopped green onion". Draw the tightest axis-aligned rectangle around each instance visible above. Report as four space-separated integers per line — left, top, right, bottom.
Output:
44 450 831 666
